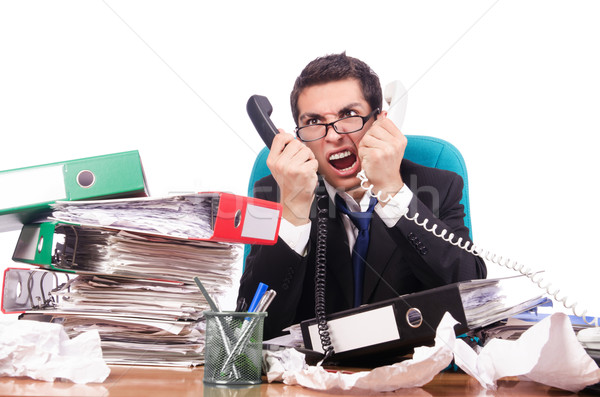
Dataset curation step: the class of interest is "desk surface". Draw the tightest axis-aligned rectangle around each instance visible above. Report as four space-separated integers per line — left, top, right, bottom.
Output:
0 365 596 397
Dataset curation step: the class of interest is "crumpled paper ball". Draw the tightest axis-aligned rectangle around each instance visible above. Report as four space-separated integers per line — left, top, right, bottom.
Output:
0 319 110 384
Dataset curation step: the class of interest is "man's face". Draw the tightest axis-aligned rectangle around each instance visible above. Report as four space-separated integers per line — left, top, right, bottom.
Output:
296 78 375 193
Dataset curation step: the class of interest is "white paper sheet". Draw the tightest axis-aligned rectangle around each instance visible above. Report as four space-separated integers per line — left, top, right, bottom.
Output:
452 312 600 392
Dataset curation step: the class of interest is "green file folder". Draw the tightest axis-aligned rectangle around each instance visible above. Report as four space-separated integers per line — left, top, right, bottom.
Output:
11 222 64 270
0 150 148 232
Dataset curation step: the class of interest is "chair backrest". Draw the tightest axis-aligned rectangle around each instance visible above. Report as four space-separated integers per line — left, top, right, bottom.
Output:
246 147 272 198
244 135 472 267
402 135 472 236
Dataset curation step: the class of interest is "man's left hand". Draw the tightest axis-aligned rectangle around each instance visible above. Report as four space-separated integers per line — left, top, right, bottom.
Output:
358 114 407 201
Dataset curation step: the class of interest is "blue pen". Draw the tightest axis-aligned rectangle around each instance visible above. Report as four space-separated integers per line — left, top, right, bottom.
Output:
247 282 268 313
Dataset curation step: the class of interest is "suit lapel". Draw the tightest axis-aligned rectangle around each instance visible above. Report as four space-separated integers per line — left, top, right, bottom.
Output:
363 214 398 302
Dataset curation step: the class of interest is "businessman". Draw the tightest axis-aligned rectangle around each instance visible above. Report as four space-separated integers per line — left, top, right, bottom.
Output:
238 52 487 341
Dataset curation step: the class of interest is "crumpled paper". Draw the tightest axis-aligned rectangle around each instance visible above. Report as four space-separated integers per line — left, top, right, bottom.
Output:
453 312 600 392
264 312 600 393
0 319 110 384
263 346 309 383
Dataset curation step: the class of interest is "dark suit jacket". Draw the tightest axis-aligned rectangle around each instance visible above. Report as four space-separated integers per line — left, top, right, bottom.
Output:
238 159 487 339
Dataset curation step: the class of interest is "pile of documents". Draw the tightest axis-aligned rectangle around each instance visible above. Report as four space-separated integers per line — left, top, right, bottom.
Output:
0 151 281 366
458 275 549 329
17 272 211 366
50 194 217 240
15 223 239 286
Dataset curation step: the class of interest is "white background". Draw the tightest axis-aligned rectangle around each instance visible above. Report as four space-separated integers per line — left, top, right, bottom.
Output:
1 1 598 318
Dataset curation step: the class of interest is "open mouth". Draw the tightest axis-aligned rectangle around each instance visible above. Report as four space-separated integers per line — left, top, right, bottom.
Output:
329 150 357 172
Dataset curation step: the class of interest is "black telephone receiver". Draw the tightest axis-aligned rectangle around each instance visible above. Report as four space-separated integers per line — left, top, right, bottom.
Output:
246 94 334 360
247 95 279 149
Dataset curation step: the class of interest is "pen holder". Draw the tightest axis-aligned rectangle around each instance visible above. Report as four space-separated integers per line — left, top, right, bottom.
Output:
203 311 267 385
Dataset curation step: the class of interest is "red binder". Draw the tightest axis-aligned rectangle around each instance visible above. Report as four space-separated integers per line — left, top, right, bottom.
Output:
40 191 282 245
203 192 282 245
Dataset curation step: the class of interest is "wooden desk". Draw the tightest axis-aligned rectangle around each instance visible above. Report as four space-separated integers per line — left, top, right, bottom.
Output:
0 365 596 396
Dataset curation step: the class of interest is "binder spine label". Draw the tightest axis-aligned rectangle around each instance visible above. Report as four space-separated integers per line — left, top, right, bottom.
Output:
306 305 400 354
0 164 66 209
241 204 280 242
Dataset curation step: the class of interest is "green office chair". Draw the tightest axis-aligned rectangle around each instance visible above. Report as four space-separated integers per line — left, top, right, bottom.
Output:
244 135 473 267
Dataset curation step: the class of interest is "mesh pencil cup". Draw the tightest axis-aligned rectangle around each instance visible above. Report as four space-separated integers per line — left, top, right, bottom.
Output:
203 311 267 385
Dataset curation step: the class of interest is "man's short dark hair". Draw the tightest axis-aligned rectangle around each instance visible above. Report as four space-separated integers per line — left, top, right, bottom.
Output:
290 52 383 124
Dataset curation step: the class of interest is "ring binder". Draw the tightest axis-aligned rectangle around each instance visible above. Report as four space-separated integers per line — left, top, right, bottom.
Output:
1 267 217 366
0 150 149 232
11 221 242 284
48 192 282 245
1 267 71 314
300 275 549 361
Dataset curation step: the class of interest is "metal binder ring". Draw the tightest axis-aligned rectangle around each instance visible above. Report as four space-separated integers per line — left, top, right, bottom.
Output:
234 210 242 228
406 307 423 328
76 170 95 188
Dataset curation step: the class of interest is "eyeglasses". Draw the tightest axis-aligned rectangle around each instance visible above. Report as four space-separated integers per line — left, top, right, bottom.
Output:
295 108 380 142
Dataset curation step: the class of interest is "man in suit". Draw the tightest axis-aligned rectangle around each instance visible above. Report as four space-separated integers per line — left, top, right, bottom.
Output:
238 53 487 341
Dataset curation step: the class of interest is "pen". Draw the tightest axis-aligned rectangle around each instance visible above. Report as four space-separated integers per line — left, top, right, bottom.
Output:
220 289 277 378
247 282 268 313
194 276 239 379
256 289 276 312
194 277 220 312
240 289 276 336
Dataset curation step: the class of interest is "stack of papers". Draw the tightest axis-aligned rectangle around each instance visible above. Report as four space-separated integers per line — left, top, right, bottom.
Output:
50 224 238 286
8 194 256 366
15 267 229 366
459 275 548 329
44 275 210 320
1 153 282 369
21 310 205 367
51 194 216 239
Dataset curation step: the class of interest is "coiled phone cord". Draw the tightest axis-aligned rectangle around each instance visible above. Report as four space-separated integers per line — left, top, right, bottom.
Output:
403 211 595 325
360 172 597 326
314 192 335 360
357 170 395 204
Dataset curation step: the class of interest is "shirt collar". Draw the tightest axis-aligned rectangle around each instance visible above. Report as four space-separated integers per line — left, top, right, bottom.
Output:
322 179 372 212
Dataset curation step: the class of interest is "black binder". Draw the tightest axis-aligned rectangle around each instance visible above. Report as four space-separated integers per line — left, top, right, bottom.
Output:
300 276 547 361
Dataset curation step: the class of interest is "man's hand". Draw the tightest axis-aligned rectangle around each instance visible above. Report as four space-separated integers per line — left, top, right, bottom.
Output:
267 131 319 225
358 115 407 202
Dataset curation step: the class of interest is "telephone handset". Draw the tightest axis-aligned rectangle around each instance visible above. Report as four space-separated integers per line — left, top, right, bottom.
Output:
247 95 279 149
246 94 335 359
245 94 597 360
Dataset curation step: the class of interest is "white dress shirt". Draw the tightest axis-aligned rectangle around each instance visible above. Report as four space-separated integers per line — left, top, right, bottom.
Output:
278 181 414 256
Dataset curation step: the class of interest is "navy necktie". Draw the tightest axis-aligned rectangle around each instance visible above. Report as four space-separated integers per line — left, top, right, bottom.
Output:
335 194 378 307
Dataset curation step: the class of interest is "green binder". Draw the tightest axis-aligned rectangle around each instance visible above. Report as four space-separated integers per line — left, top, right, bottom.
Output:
11 222 66 271
0 150 148 232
